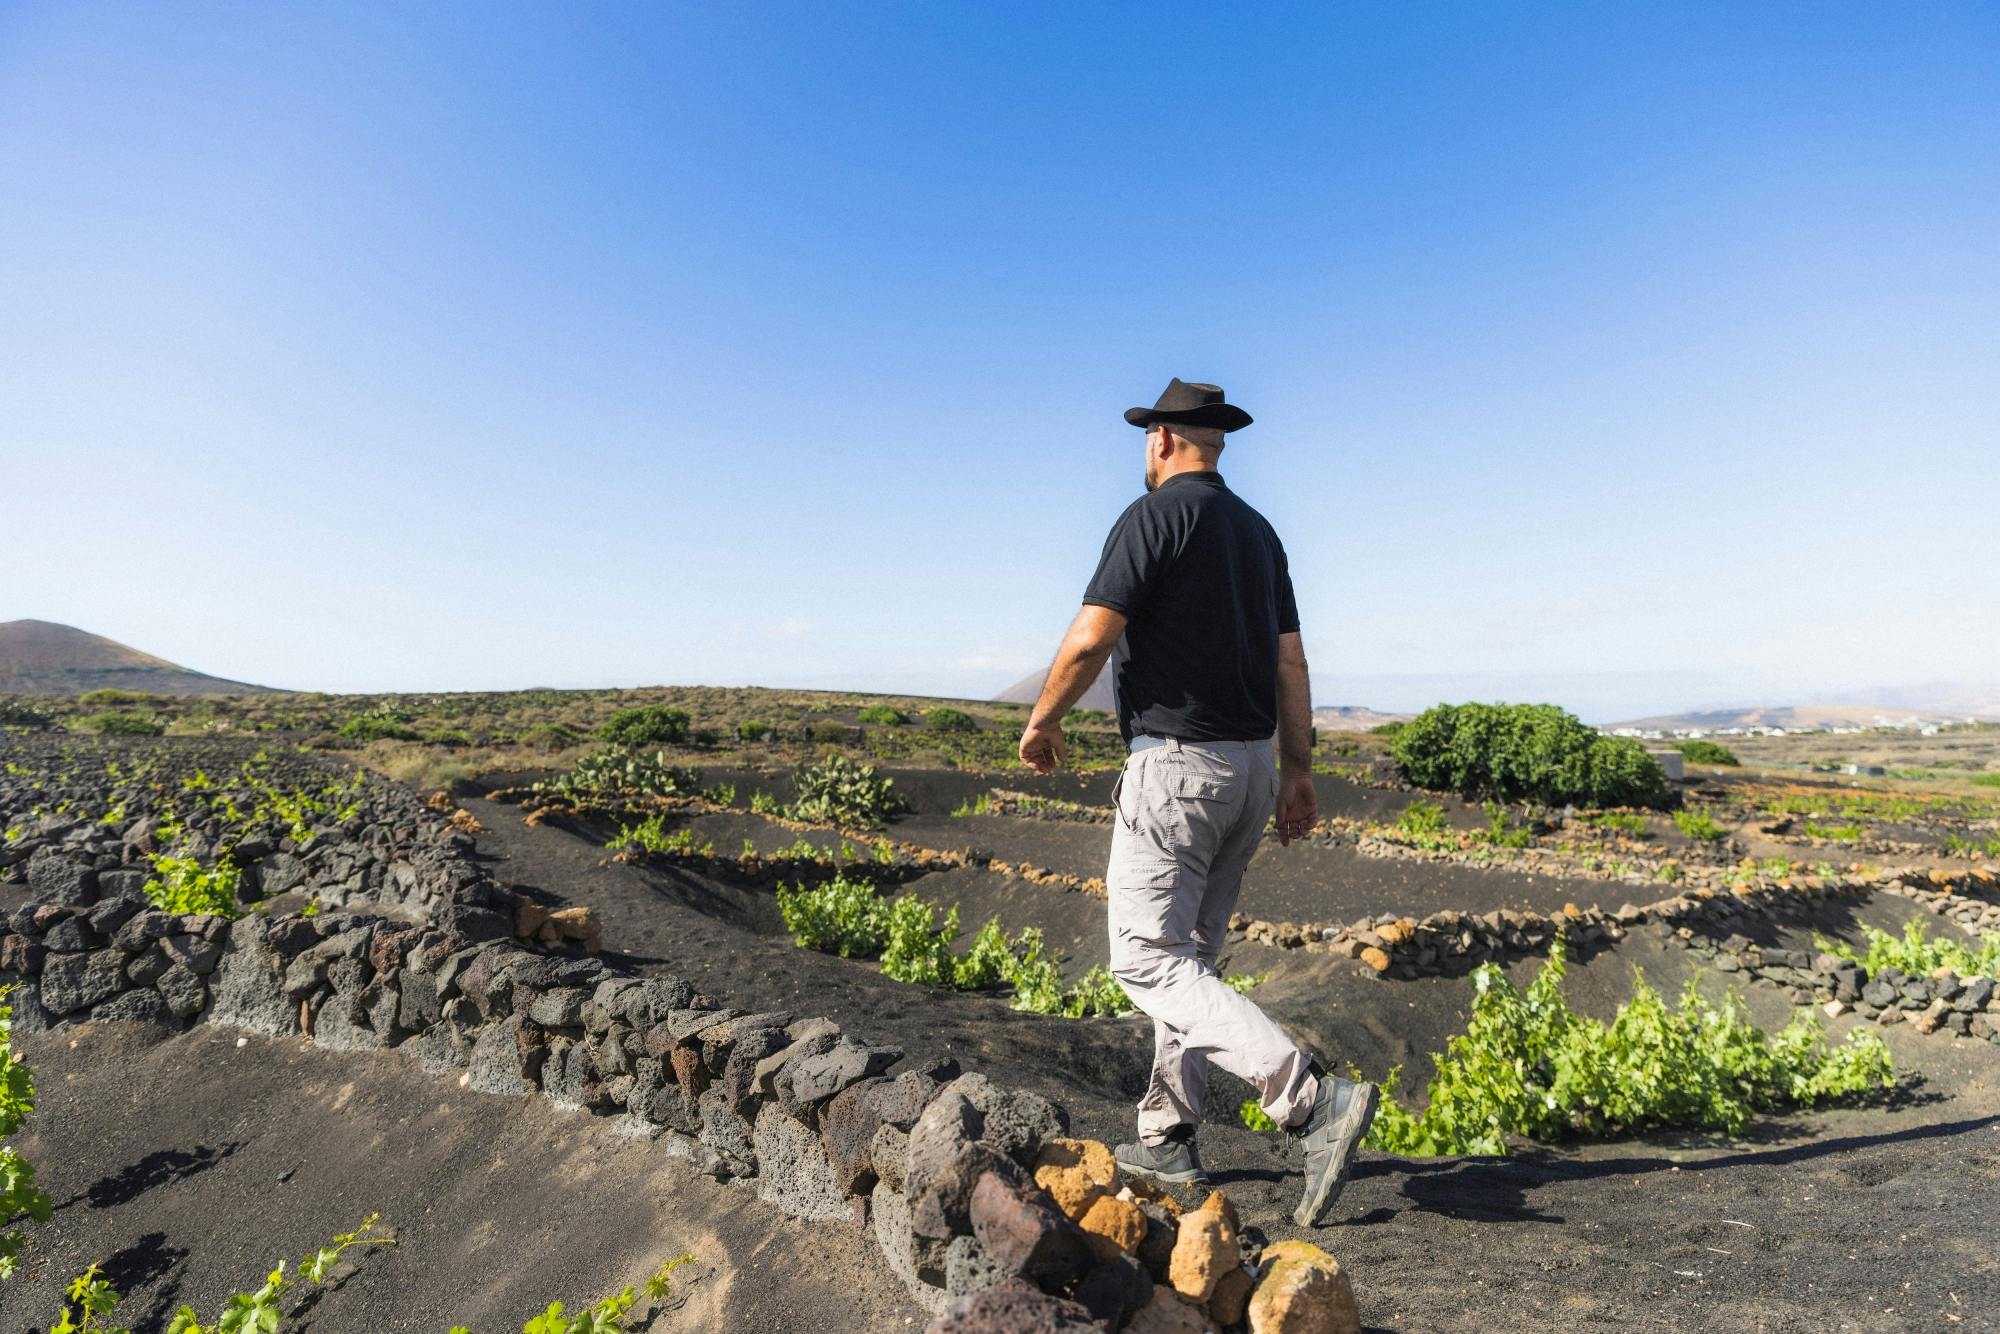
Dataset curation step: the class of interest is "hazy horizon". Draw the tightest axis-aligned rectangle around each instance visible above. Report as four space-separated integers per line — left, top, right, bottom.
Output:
6 5 1996 720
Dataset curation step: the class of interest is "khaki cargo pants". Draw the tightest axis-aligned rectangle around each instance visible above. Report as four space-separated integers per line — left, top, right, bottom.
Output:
1106 736 1316 1144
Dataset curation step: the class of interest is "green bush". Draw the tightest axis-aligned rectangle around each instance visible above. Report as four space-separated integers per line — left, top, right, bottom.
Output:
0 699 54 728
1820 919 2000 982
337 709 419 742
1673 808 1728 843
1397 799 1446 838
79 711 164 737
1674 739 1740 766
1971 773 2000 788
809 720 852 744
1363 937 1894 1156
790 755 907 828
0 989 53 1279
1481 802 1533 849
880 896 960 986
736 721 772 742
925 707 979 733
534 749 700 799
599 704 690 747
1238 1099 1278 1131
776 877 1131 1014
77 688 157 709
857 705 909 726
1368 721 1406 737
1391 703 1667 808
143 855 241 918
517 722 581 752
777 874 891 957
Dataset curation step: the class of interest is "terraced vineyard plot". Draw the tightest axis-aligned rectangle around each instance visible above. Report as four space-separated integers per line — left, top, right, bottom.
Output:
8 728 2000 1331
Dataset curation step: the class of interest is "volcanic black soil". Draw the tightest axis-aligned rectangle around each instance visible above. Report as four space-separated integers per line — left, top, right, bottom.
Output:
444 792 2000 1331
0 1025 919 1334
17 768 2000 1332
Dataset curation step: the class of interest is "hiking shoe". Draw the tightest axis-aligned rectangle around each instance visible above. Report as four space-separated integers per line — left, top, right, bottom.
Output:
1114 1135 1210 1186
1286 1073 1378 1227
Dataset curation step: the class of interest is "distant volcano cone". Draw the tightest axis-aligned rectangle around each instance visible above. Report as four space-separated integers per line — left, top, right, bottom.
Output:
995 666 1117 714
0 619 279 695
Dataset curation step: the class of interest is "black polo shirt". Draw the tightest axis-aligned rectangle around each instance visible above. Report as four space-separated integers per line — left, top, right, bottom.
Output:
1081 471 1299 744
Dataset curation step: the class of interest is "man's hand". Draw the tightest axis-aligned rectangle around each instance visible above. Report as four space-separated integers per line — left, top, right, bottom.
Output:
1275 770 1318 845
1019 720 1067 773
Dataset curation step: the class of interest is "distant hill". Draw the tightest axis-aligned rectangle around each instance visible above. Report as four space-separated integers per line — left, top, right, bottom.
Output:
1311 705 1412 732
0 620 278 696
995 667 1117 714
1612 696 2000 732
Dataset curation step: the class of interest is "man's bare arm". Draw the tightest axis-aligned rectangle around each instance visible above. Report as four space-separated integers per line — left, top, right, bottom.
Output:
1018 605 1127 772
1274 631 1318 843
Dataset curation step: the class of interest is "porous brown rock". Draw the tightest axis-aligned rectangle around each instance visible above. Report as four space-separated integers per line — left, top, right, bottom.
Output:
1078 1192 1146 1262
1168 1191 1239 1303
1247 1240 1360 1334
1033 1136 1118 1221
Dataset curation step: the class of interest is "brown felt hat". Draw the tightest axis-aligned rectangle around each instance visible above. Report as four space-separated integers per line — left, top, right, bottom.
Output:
1123 378 1253 433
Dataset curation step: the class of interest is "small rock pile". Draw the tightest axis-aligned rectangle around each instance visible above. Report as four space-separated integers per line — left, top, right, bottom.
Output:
920 1135 1358 1333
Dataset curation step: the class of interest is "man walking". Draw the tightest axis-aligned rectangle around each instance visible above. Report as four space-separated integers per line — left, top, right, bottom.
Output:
1017 378 1376 1228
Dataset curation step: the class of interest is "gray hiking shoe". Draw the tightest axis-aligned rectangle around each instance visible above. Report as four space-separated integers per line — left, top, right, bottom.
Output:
1286 1072 1378 1227
1114 1134 1210 1186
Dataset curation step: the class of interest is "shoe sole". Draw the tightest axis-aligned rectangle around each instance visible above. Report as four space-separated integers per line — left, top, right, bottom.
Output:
1292 1081 1379 1227
1114 1156 1210 1187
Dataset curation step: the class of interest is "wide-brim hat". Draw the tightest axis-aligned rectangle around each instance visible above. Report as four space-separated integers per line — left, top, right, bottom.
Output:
1123 377 1253 432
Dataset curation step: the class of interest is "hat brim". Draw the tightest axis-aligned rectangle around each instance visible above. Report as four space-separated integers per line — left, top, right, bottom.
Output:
1124 403 1253 433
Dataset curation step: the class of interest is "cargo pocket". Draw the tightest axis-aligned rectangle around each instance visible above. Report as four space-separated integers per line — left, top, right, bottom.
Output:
1167 770 1235 854
1109 755 1181 890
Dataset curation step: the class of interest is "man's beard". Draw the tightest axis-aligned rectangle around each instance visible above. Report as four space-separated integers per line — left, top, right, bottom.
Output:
1144 466 1159 492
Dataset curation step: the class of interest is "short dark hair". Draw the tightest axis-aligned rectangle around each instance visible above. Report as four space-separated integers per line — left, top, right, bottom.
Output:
1151 422 1225 454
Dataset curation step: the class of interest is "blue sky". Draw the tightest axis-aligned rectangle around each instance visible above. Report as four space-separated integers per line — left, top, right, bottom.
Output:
4 3 1996 721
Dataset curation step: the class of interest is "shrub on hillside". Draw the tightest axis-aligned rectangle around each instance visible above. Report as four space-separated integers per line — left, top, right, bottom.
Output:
1675 739 1741 767
516 721 582 752
1673 808 1728 842
78 711 164 737
808 721 852 744
337 707 420 743
857 704 908 726
0 699 54 729
1391 702 1668 808
790 755 906 827
736 720 772 742
534 749 701 799
598 704 690 747
77 688 158 710
925 707 978 733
